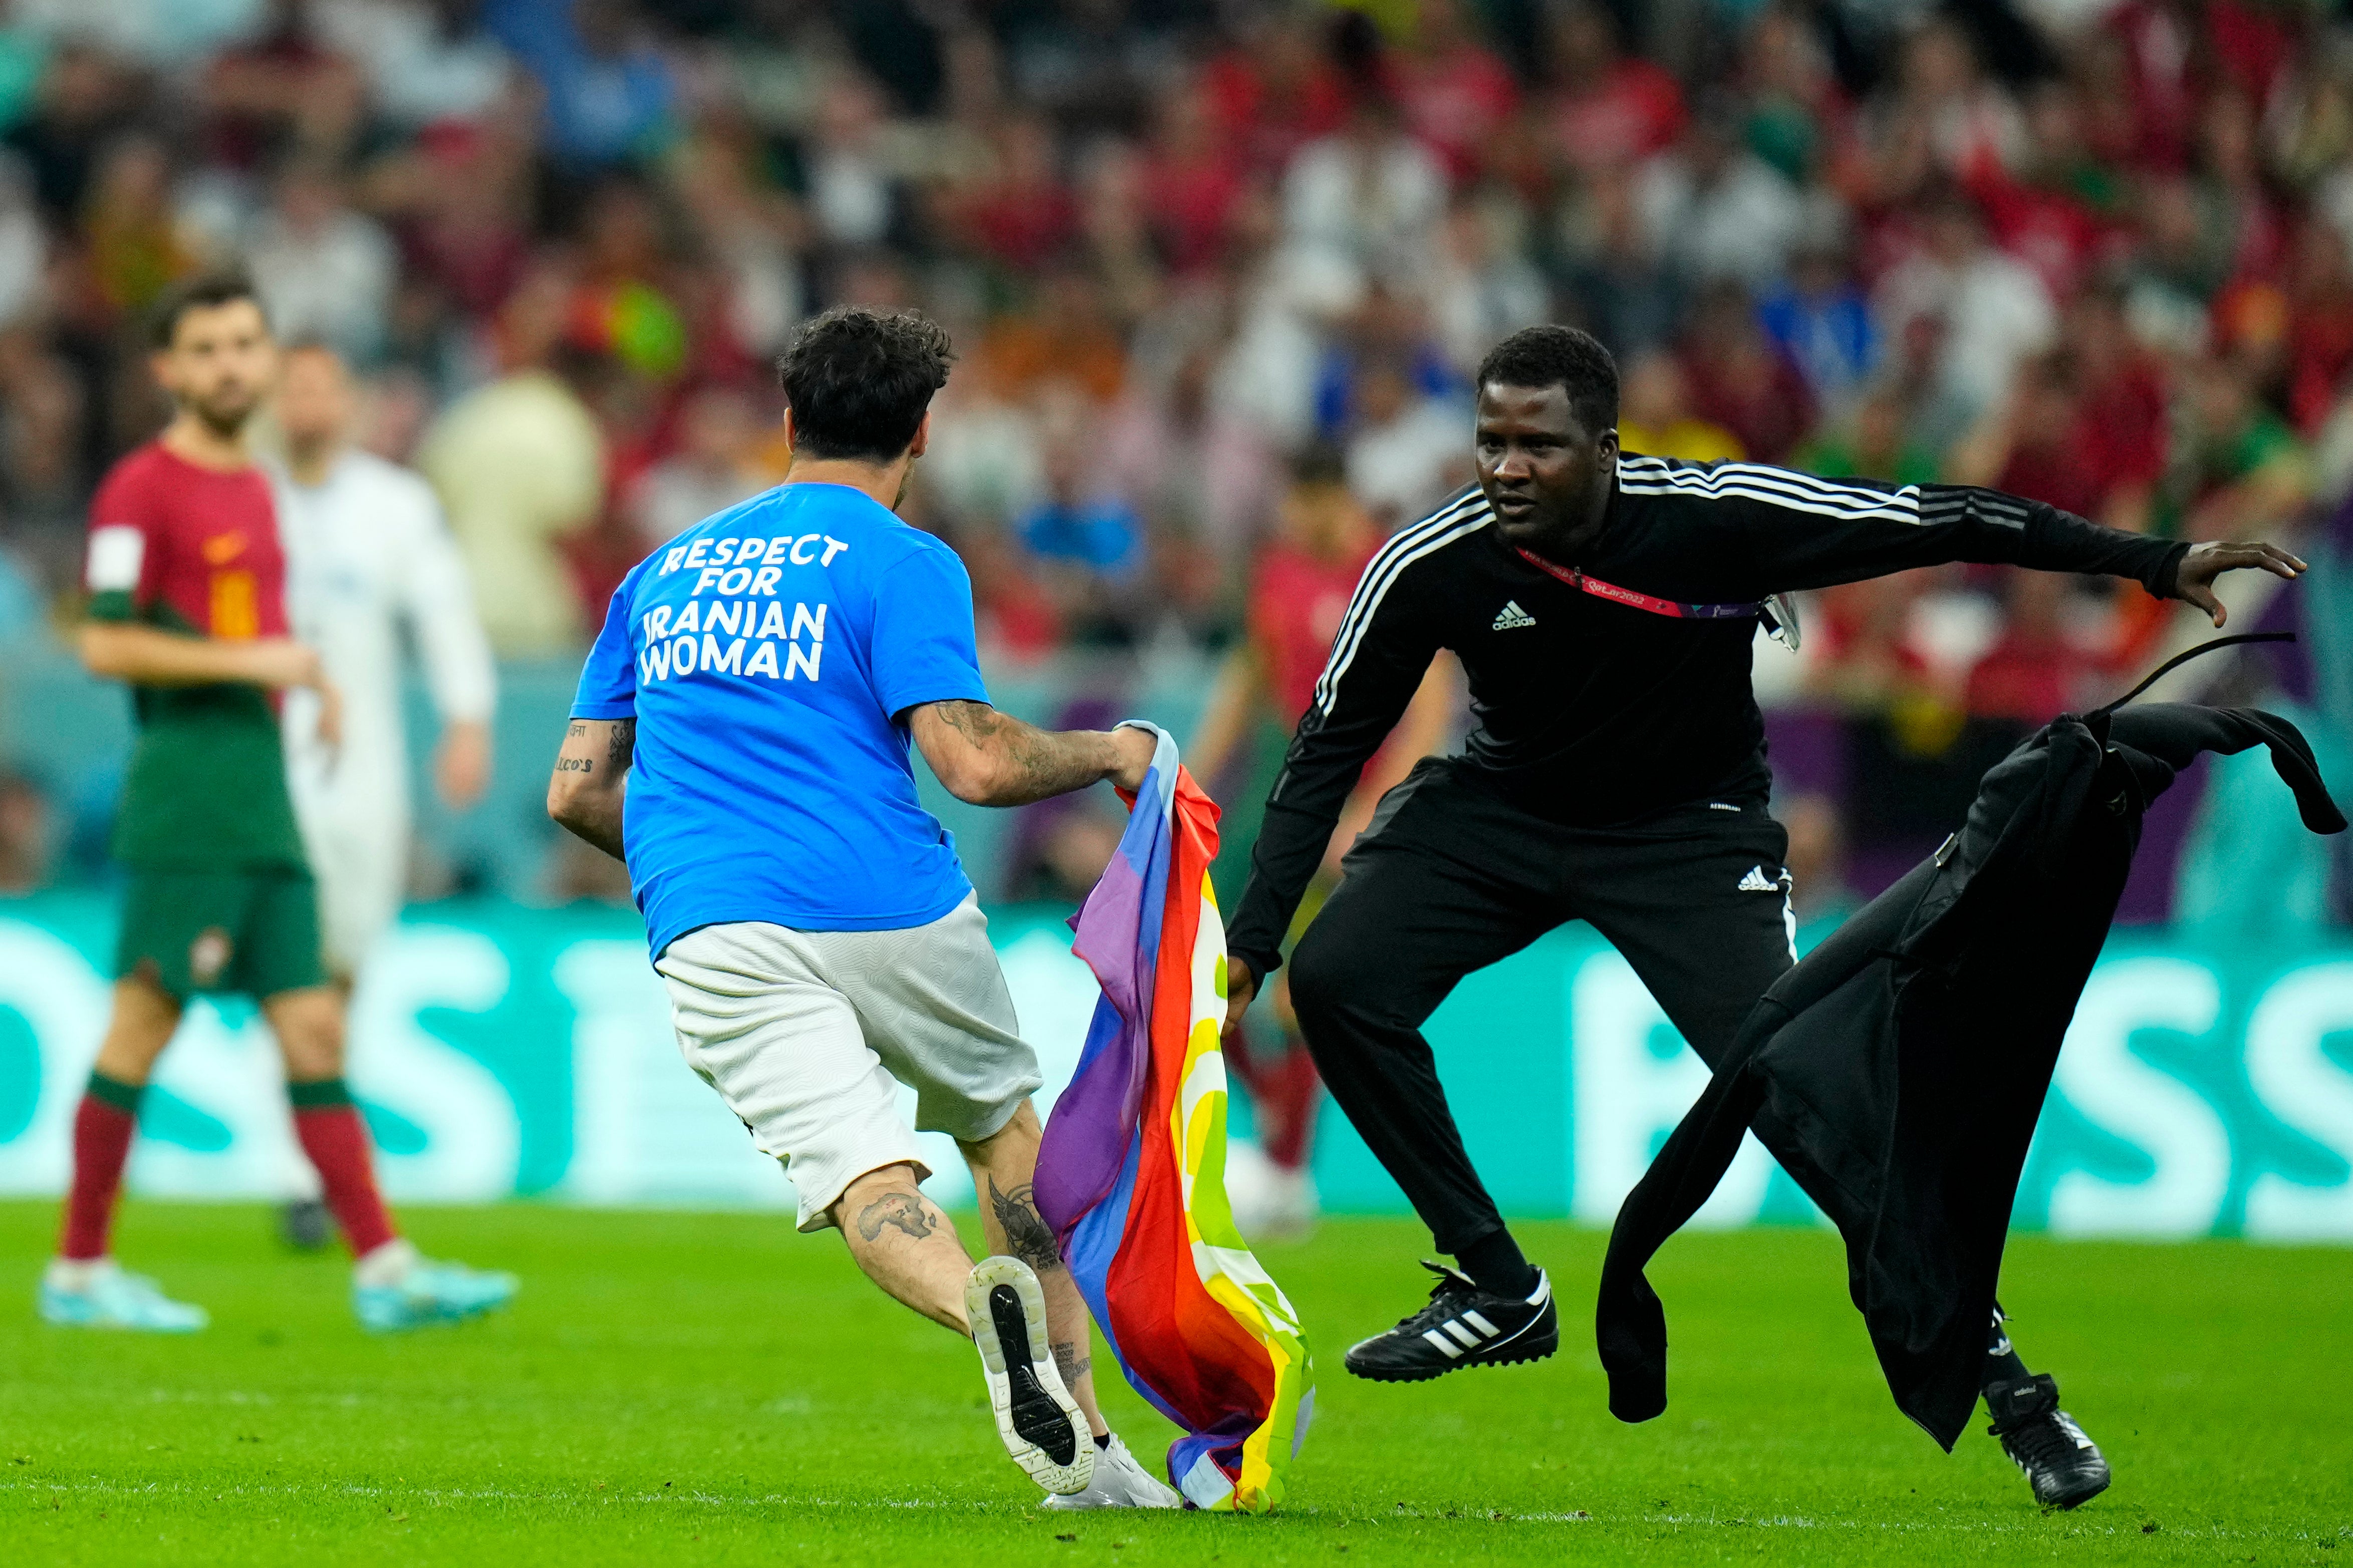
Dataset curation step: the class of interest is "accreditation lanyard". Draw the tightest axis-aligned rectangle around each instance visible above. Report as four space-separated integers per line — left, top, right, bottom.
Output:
1511 548 1761 621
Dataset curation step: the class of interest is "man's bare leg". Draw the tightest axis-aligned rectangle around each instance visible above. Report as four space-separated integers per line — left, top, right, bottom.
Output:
263 983 349 1083
959 1103 1110 1439
91 973 183 1084
831 1158 1096 1496
830 1162 977 1332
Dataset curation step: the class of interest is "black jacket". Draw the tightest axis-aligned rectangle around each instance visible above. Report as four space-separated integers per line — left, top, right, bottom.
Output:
1225 459 2188 979
1594 695 2344 1450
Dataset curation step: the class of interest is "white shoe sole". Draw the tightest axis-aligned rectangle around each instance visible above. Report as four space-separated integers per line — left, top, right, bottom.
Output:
1040 1480 1183 1510
966 1257 1094 1496
1040 1491 1181 1510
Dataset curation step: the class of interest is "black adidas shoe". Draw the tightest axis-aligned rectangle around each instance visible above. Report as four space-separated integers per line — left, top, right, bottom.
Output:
1987 1373 2111 1509
1343 1261 1557 1383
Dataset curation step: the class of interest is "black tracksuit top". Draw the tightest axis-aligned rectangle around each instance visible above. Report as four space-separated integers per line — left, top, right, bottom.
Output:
1222 454 2190 979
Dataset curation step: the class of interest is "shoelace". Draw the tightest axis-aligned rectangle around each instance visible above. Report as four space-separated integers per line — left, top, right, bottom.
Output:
1392 1277 1479 1333
1993 1409 2082 1469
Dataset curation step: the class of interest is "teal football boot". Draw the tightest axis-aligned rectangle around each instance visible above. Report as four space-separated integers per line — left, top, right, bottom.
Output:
39 1262 208 1332
354 1254 518 1333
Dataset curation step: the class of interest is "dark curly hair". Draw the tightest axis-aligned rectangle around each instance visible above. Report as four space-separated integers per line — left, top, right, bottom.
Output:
1475 325 1618 437
776 307 956 462
149 271 267 350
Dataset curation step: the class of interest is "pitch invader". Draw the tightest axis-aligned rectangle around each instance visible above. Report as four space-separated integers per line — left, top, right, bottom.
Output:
1223 326 2304 1508
40 274 515 1334
550 306 1178 1508
270 340 498 1250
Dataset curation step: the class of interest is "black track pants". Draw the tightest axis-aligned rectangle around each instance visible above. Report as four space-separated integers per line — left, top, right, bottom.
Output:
1284 758 1800 1256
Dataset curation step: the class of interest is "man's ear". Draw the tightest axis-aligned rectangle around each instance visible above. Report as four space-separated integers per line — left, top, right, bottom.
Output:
1598 424 1621 464
907 409 933 460
780 406 798 455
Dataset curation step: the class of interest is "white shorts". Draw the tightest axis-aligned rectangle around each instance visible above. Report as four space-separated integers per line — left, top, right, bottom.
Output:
655 894 1044 1232
304 814 406 979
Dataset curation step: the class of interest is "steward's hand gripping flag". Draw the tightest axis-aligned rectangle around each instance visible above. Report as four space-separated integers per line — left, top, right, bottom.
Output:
1034 724 1315 1512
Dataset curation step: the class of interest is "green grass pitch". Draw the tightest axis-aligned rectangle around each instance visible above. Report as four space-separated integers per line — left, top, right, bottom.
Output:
2 1201 2348 1565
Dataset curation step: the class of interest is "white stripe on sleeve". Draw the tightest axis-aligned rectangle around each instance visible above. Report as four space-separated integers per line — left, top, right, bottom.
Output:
1308 493 1492 719
1617 458 1925 524
86 526 144 592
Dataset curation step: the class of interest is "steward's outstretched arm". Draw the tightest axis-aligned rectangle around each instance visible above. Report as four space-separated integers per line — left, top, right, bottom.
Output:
1720 469 2305 621
1727 477 2173 590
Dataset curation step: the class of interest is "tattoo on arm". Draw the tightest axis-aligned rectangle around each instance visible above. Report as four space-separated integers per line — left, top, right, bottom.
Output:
1051 1339 1092 1386
549 719 632 860
929 701 1106 805
987 1176 1065 1275
855 1190 939 1244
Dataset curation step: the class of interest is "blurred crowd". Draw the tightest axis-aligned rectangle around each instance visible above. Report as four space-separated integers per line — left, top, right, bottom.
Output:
0 0 2347 915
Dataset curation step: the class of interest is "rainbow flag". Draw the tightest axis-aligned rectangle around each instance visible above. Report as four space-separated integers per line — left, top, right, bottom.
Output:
1034 726 1315 1512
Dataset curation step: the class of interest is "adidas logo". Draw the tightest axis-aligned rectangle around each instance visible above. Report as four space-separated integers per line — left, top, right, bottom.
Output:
1492 600 1536 630
1420 1311 1505 1359
1738 865 1783 893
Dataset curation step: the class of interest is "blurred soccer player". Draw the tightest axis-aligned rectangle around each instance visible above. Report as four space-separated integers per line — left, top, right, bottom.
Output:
40 274 515 1335
1189 447 1454 1239
271 341 496 1250
549 308 1177 1508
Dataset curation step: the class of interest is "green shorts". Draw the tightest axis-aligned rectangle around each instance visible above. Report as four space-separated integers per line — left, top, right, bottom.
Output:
116 866 326 1001
1208 718 1295 915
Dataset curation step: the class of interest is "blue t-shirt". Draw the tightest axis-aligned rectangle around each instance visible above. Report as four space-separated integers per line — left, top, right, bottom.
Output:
571 482 990 958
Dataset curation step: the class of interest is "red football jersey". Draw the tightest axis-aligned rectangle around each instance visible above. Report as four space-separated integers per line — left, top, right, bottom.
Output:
1250 541 1378 724
81 440 309 871
84 442 288 640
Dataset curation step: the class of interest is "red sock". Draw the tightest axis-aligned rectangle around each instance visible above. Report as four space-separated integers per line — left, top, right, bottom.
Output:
1227 1031 1324 1172
60 1074 143 1261
290 1080 397 1257
1257 1042 1324 1172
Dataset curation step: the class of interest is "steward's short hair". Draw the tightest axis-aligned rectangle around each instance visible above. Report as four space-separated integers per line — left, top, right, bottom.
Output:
150 271 268 350
776 307 955 462
1476 325 1618 436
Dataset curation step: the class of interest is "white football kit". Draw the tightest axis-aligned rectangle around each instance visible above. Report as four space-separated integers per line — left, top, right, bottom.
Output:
277 449 496 976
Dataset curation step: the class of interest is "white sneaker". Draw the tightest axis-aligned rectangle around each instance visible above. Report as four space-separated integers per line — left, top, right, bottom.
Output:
38 1259 207 1332
966 1256 1094 1495
1041 1433 1184 1510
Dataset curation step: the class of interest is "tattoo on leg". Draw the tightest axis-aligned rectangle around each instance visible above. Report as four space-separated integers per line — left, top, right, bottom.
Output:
1051 1339 1092 1386
987 1176 1064 1274
855 1190 938 1244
